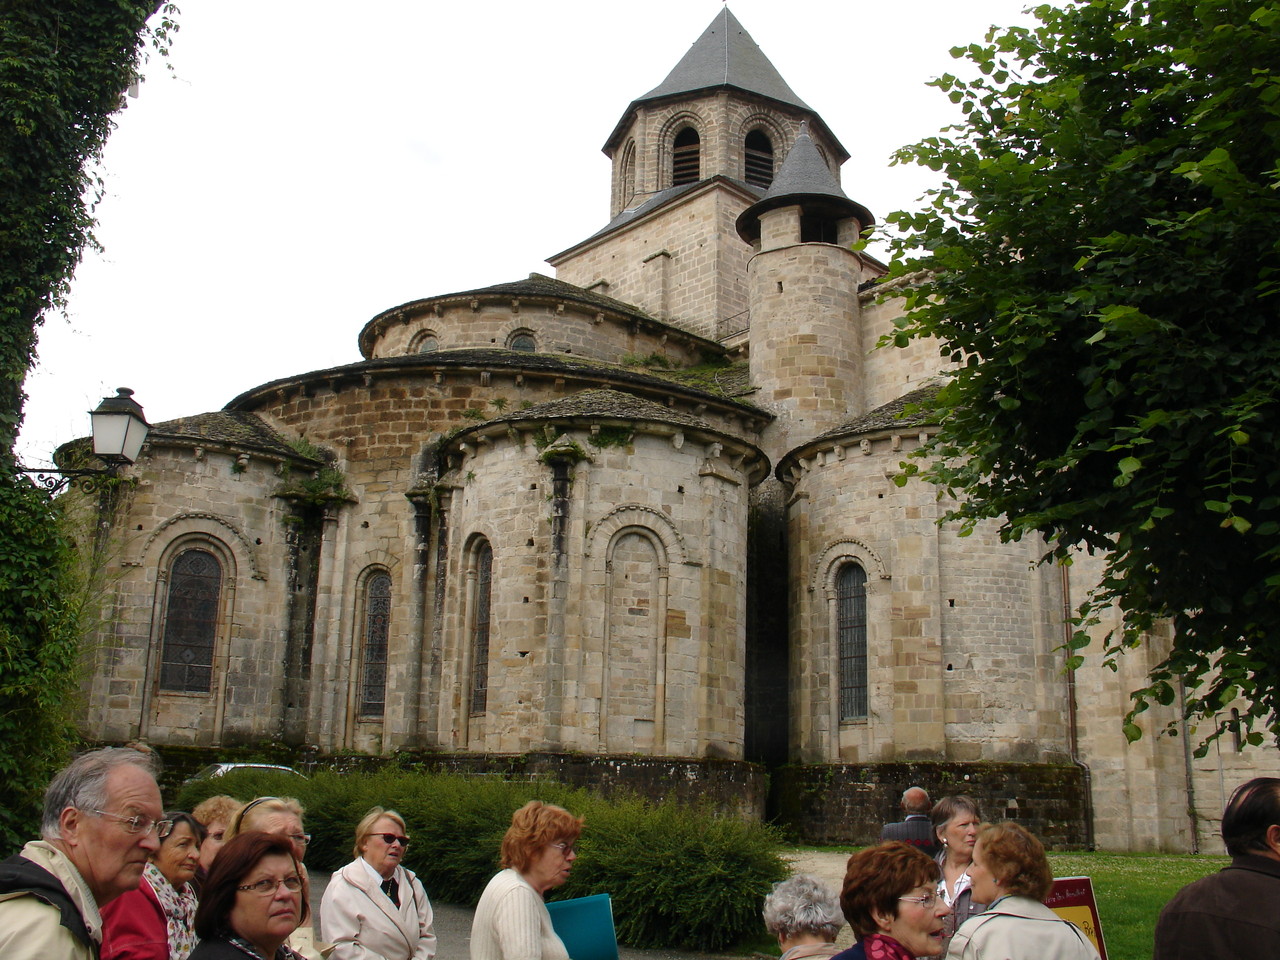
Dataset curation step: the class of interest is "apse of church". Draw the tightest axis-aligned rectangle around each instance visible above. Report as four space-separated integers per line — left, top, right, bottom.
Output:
73 8 1278 851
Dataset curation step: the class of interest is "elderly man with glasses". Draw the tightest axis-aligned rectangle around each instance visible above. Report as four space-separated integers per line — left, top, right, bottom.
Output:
0 747 166 960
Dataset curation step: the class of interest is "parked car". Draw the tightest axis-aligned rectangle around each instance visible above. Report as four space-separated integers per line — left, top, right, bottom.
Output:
184 762 308 784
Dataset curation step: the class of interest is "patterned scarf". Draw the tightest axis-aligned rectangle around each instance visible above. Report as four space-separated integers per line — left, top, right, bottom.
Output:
144 862 198 960
861 933 916 960
216 929 307 960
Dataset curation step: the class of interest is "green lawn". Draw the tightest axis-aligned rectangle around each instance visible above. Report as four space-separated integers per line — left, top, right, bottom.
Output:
1046 851 1225 960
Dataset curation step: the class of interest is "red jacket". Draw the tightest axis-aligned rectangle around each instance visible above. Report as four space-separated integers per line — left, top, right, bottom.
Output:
101 878 168 960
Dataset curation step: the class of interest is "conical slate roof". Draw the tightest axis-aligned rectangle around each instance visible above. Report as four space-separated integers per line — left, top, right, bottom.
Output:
639 8 809 110
736 125 874 242
603 8 846 158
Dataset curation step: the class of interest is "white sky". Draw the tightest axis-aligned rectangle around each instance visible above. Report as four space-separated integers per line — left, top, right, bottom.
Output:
18 0 1045 467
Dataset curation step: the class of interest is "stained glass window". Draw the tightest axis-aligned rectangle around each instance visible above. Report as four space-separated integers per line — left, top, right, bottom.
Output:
837 563 868 720
160 549 221 693
359 572 391 718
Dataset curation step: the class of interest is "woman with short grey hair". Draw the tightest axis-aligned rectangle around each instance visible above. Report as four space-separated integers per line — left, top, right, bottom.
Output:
763 874 845 959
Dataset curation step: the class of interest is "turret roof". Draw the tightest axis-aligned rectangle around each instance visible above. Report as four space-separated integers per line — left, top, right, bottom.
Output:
736 124 874 241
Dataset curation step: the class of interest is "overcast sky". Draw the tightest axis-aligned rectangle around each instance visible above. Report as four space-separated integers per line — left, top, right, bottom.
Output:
19 0 1046 467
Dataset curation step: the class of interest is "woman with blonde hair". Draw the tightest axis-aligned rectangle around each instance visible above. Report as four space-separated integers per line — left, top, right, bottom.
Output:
469 801 583 960
192 795 240 885
945 822 1099 960
227 797 310 864
320 806 436 959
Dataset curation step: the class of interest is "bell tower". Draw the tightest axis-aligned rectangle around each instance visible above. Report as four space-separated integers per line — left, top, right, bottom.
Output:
549 8 849 342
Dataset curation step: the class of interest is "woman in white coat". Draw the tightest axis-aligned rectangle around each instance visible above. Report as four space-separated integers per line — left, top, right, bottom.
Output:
945 822 1099 960
320 807 437 960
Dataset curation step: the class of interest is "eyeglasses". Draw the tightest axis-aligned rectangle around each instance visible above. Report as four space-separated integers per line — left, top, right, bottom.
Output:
237 876 304 896
90 810 174 839
288 834 312 847
371 833 410 847
899 893 939 909
551 841 576 855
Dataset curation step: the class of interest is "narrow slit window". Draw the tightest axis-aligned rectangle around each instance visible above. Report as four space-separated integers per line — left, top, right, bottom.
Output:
837 563 868 720
470 541 493 715
359 572 391 718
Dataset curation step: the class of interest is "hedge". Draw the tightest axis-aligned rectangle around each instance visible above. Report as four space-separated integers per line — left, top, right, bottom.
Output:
177 768 786 951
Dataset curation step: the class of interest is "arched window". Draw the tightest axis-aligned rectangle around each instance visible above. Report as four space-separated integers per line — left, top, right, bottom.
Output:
672 126 700 185
469 540 493 715
744 129 774 187
159 549 222 693
359 572 391 718
837 563 868 720
411 331 439 353
507 330 536 352
620 140 637 209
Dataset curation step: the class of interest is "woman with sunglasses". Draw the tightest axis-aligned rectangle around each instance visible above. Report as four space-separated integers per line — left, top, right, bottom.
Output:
470 801 582 960
320 807 437 960
188 831 308 960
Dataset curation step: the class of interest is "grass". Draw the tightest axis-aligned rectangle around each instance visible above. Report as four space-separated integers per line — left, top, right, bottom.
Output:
1046 851 1225 960
752 848 1226 960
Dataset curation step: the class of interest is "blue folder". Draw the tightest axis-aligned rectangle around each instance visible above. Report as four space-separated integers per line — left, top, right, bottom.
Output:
545 892 619 960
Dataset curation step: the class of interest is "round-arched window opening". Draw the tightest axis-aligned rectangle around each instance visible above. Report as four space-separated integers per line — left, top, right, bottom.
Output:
745 129 774 187
508 332 536 352
410 330 439 353
672 126 700 186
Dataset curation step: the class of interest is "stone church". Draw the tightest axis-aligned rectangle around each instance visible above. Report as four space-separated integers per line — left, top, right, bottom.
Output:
76 9 1275 851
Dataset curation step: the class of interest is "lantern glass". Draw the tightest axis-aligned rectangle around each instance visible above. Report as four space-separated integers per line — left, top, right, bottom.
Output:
90 388 149 464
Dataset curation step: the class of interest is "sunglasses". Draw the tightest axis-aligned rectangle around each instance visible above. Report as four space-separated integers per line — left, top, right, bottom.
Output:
371 833 411 847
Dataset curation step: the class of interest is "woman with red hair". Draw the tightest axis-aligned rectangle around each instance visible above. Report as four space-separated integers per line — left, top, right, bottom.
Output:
469 801 583 960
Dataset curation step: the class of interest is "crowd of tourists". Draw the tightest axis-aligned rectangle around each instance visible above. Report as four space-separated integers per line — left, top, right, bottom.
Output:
0 747 1274 959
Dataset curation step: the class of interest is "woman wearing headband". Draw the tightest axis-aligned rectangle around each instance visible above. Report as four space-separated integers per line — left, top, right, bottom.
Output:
226 798 310 864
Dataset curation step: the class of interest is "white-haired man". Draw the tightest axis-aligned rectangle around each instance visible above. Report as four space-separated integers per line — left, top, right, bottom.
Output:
0 747 166 959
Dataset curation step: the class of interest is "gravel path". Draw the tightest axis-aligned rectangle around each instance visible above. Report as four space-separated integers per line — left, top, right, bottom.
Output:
300 851 855 960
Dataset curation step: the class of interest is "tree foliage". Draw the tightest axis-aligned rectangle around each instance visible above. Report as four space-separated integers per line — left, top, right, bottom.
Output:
0 1 173 847
884 0 1280 751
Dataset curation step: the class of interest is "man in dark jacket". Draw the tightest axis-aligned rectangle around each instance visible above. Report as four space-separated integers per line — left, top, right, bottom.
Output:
879 786 938 856
1154 777 1280 959
0 747 165 959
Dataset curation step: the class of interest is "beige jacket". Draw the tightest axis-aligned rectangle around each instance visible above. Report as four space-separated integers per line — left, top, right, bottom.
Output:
945 896 1101 960
0 840 102 960
320 859 436 960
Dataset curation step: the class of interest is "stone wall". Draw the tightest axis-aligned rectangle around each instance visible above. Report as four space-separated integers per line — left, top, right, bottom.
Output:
366 298 709 369
772 761 1089 848
146 745 767 820
552 186 756 341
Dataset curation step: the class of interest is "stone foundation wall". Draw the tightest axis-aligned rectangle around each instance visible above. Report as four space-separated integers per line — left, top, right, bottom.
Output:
147 745 767 819
772 761 1089 848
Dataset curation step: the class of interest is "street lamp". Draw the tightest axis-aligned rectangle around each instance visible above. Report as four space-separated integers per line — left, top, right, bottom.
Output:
20 387 150 494
89 387 150 465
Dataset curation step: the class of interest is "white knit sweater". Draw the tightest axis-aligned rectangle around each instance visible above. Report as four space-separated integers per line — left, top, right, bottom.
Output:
469 869 569 960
